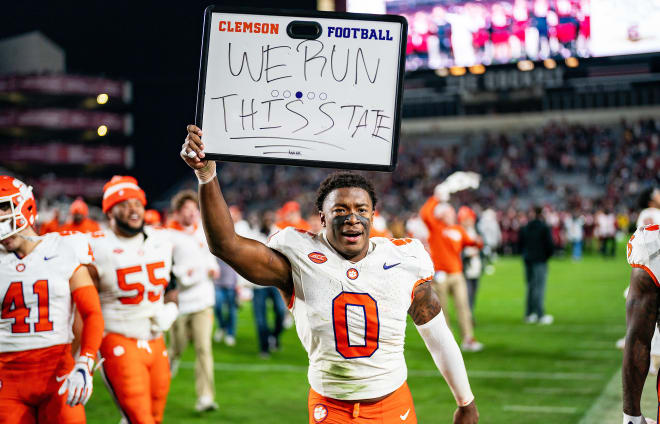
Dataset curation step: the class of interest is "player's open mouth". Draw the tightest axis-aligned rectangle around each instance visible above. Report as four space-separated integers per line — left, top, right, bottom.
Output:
341 230 363 243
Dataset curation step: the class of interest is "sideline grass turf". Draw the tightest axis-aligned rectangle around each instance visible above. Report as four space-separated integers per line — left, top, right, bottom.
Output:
86 253 632 423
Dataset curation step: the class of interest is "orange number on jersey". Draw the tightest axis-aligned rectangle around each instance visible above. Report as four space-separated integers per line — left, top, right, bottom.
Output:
116 263 168 304
389 238 413 246
146 262 168 302
1 280 53 333
116 265 144 304
332 292 379 359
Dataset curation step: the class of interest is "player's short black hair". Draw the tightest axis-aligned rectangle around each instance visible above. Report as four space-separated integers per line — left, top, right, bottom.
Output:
638 187 655 210
316 172 377 212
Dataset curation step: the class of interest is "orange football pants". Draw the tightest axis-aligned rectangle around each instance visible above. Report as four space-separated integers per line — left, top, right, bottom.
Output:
308 382 417 423
99 333 170 424
0 344 86 424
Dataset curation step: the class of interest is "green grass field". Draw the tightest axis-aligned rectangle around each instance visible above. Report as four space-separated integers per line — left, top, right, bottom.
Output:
86 252 642 423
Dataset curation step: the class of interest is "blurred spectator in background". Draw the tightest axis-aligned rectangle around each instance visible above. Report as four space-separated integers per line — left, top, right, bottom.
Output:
39 207 61 234
519 206 554 324
477 208 501 273
213 258 238 347
144 209 162 227
58 197 101 233
307 213 322 234
420 194 484 352
459 206 483 315
370 211 393 238
636 186 660 227
253 212 286 358
275 200 310 231
166 190 220 412
595 208 617 257
565 210 584 261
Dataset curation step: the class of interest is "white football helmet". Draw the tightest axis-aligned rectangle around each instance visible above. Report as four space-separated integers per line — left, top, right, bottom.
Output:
0 176 38 240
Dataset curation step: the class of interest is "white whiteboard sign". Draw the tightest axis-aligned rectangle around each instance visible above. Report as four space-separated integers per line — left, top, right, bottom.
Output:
196 7 407 171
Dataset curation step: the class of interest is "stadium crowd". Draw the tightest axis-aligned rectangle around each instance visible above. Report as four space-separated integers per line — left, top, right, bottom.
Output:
31 118 659 256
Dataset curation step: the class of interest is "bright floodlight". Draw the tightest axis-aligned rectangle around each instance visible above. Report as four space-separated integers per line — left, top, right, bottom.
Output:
97 125 108 136
97 93 109 105
565 57 579 68
543 59 557 69
517 60 534 72
469 65 486 75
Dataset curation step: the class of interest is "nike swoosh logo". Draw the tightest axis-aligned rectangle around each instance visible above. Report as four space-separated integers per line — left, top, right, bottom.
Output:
44 256 57 261
383 262 401 270
400 408 410 420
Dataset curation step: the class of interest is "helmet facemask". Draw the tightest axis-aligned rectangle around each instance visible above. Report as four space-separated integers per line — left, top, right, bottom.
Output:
0 190 32 241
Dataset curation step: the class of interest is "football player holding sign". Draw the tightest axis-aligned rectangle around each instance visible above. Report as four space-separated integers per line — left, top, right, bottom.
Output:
0 176 104 424
181 125 479 424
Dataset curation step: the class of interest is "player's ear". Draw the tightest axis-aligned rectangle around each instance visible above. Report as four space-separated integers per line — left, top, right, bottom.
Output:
319 211 326 228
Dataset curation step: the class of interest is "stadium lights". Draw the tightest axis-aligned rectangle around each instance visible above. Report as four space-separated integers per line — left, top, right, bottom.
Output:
517 60 534 72
469 65 486 75
97 125 108 136
565 57 579 68
449 66 466 76
97 93 109 105
435 68 449 77
543 59 557 69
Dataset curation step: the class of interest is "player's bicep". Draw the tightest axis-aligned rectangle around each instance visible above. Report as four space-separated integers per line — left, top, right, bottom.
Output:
409 281 442 326
69 264 95 292
222 235 293 293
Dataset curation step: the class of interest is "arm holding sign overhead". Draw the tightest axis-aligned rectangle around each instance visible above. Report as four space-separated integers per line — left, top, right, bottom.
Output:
180 125 293 300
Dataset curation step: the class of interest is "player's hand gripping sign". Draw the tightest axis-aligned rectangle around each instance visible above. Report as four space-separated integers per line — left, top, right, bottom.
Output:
191 6 407 172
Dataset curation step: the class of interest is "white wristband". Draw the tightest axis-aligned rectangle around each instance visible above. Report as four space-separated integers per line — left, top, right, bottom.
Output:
623 413 646 424
195 161 217 184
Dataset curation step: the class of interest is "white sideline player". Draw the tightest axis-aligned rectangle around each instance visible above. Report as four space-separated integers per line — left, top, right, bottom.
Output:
623 224 660 424
86 175 196 424
181 125 479 424
0 175 104 424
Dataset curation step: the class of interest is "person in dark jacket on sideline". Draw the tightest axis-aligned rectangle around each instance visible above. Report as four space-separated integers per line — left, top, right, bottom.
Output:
519 206 555 325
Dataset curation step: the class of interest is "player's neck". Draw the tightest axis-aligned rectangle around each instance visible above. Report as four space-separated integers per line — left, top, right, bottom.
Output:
14 229 41 258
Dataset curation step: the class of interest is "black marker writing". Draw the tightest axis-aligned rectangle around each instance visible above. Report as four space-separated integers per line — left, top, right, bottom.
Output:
355 48 379 85
264 45 292 83
240 98 257 131
285 99 309 133
297 40 326 81
210 93 238 132
314 101 336 135
228 43 264 82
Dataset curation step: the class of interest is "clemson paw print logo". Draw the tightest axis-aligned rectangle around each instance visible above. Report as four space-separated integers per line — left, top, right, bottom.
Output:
313 404 327 422
346 268 359 280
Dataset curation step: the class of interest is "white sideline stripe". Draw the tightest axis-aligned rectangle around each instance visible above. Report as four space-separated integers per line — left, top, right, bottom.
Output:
179 362 603 380
502 405 578 414
523 387 596 395
570 350 619 358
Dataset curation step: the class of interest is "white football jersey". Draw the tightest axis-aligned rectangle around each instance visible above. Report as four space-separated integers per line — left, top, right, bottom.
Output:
637 208 660 228
0 233 93 352
267 227 434 400
88 227 193 340
627 224 660 287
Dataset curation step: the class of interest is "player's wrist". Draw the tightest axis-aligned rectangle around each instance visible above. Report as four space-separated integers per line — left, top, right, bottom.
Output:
457 394 475 407
75 355 95 374
195 161 216 184
623 412 646 424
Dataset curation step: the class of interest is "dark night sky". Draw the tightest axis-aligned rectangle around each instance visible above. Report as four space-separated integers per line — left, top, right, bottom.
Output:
0 0 315 199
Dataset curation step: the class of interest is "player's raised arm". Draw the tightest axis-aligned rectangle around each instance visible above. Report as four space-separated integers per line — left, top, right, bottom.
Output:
180 125 292 294
409 281 479 424
622 267 657 422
